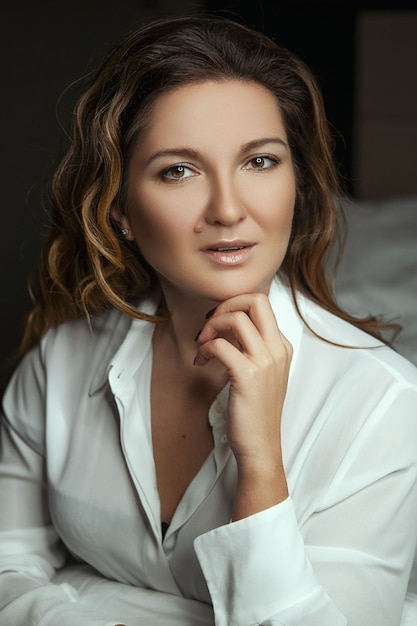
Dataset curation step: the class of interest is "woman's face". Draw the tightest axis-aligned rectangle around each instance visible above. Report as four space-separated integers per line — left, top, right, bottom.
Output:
118 79 296 306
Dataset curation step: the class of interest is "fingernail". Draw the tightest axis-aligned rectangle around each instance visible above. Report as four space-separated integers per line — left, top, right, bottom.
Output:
194 329 202 342
205 306 217 319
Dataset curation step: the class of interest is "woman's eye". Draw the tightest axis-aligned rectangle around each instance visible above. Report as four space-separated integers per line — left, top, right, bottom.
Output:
245 156 278 170
161 164 195 181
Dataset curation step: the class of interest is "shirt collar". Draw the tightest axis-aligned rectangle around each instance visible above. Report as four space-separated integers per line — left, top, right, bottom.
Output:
88 287 161 395
267 276 304 379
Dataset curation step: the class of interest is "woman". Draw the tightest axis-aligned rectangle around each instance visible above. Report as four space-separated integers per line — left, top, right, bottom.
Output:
1 14 417 626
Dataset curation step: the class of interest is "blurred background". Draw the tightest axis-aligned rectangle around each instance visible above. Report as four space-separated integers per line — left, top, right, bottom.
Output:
1 0 416 391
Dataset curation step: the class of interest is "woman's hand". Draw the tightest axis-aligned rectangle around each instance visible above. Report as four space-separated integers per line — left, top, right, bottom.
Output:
194 292 292 518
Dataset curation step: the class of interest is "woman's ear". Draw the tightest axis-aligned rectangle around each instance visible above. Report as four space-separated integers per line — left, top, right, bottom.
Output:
110 204 135 241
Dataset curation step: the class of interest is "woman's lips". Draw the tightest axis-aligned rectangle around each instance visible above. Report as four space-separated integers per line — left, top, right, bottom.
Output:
203 243 255 265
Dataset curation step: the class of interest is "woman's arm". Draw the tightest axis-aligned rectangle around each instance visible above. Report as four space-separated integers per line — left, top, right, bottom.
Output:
195 393 417 624
195 293 291 520
194 294 417 625
0 355 126 625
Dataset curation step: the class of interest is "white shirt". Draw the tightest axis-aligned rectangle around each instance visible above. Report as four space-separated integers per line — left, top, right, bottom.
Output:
1 277 417 626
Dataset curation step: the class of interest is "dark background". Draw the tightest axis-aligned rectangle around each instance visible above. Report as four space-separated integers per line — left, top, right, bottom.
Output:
1 0 416 392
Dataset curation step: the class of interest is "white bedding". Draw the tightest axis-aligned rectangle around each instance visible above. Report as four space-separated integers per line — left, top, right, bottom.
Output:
336 196 417 365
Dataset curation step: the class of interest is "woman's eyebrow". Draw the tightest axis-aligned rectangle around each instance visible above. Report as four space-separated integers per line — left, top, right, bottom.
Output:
144 148 200 166
240 137 289 152
144 137 288 167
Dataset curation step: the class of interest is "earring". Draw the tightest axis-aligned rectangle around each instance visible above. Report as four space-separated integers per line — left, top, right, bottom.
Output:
121 228 129 237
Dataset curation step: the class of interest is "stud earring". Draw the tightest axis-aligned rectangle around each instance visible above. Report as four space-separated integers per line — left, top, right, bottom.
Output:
121 228 129 237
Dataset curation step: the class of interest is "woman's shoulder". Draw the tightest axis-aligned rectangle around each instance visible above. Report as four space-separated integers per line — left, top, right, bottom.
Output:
300 290 417 389
269 277 417 390
1 300 152 441
41 306 130 359
2 307 131 401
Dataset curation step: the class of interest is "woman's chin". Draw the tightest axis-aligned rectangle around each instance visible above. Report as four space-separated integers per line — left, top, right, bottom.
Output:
198 279 273 303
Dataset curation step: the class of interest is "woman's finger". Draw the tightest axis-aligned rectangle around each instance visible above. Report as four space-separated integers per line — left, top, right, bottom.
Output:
197 310 264 359
197 293 289 362
202 292 282 346
195 310 292 370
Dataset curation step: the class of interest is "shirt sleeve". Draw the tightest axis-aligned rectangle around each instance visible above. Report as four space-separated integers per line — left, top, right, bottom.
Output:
194 385 417 626
194 499 346 626
0 347 125 626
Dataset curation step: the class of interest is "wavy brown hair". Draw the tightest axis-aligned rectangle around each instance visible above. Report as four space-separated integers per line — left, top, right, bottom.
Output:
20 13 396 355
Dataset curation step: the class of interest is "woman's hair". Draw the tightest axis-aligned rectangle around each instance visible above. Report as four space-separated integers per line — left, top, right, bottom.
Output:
20 13 397 354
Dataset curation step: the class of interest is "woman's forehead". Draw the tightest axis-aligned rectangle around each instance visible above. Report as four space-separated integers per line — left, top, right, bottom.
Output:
138 80 286 146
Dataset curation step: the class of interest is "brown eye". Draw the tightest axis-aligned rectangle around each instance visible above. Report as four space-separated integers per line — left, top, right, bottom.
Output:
251 156 265 169
161 164 196 182
244 156 278 171
170 165 185 178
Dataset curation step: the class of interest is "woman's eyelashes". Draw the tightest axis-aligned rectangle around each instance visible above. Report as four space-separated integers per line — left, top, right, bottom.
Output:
159 154 281 183
243 155 280 171
160 163 197 182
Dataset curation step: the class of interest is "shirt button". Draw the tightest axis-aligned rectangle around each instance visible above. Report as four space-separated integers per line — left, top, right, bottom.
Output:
220 434 228 444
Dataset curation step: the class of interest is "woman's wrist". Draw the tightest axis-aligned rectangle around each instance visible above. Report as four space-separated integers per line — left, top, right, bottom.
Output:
232 459 288 521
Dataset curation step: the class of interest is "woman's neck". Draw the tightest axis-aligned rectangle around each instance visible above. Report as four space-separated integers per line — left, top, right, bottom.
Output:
155 282 219 363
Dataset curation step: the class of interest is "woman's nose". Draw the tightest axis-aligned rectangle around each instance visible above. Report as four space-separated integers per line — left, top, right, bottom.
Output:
204 175 247 226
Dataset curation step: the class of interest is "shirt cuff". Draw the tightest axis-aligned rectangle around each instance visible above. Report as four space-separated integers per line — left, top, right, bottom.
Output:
194 496 321 626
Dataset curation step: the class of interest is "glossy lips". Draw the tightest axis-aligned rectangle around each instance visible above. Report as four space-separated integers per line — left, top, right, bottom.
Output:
203 241 255 265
